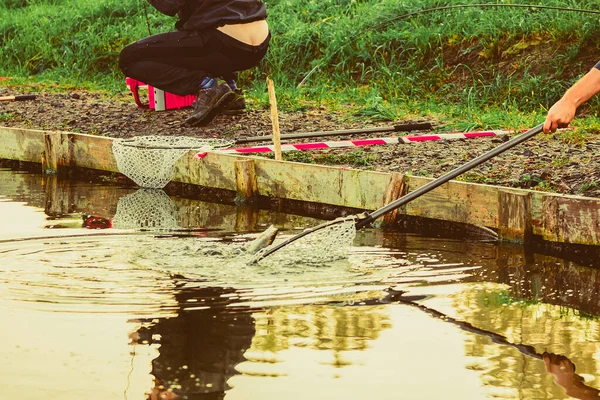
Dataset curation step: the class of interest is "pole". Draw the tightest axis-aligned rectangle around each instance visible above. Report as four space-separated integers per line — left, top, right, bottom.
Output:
234 121 433 144
267 78 283 161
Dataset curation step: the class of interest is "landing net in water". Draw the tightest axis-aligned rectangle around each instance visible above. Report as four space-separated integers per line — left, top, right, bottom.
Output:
252 218 357 265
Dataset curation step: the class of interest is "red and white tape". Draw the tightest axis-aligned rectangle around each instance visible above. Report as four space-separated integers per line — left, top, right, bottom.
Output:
194 130 511 158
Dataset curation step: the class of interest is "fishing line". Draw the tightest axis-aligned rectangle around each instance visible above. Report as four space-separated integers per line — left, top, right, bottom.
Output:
298 3 600 87
141 0 152 36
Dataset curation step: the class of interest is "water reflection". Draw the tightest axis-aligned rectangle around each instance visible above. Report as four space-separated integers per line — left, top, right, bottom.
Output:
113 189 179 231
129 282 392 400
131 286 255 400
543 353 600 400
2 167 600 399
391 290 600 400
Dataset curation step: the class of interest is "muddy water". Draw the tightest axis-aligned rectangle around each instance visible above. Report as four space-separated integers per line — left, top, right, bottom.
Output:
1 168 599 400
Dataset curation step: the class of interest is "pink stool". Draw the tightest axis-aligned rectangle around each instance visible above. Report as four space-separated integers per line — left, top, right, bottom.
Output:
126 77 197 111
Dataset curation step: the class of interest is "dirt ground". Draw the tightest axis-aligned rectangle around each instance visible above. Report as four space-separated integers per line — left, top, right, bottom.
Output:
1 88 599 198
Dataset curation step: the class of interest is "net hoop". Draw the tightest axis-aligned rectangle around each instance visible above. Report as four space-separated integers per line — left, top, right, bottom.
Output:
112 135 234 189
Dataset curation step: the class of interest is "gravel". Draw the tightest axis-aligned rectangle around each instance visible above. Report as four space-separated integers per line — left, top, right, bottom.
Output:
1 89 599 198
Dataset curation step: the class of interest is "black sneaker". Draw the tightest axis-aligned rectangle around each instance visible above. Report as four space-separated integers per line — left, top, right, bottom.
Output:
185 78 234 126
222 89 247 115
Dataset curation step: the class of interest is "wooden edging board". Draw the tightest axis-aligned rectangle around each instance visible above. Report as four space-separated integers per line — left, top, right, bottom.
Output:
0 126 598 247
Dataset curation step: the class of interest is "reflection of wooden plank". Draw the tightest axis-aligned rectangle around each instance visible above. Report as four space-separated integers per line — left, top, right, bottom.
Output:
1 126 600 247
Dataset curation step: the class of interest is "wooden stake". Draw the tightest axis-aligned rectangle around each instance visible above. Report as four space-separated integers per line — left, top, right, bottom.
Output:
234 159 258 204
43 132 60 174
381 174 407 226
498 190 531 242
267 78 283 161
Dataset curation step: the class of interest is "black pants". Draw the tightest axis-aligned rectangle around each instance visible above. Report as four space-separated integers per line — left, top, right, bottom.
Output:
119 28 270 96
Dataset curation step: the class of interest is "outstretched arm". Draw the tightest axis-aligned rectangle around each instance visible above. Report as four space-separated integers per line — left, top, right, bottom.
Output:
544 65 600 133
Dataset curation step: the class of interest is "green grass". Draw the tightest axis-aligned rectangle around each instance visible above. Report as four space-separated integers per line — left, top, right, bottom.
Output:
2 0 600 129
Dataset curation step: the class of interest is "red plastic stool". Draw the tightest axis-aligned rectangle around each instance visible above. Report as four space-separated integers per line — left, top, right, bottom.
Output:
126 77 197 111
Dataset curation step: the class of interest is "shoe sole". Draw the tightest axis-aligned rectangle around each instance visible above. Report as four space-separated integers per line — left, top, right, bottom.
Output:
185 90 236 127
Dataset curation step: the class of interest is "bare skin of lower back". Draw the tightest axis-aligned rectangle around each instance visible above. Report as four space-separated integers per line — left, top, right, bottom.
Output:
217 19 269 46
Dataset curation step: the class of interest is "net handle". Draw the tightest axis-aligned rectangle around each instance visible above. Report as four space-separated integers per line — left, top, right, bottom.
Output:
114 138 233 150
252 123 544 263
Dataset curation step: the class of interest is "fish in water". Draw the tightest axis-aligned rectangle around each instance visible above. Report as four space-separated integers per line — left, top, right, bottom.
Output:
246 224 279 254
196 225 279 256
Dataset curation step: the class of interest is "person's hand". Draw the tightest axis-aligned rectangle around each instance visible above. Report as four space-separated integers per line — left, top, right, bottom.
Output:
543 98 576 133
543 352 600 399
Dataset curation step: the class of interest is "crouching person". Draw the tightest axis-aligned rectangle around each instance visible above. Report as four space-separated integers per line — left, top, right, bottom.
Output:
119 0 270 126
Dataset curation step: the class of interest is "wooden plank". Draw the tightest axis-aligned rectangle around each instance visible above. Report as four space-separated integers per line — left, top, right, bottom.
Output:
0 127 118 172
234 206 260 231
42 131 73 173
70 132 117 171
1 126 600 247
0 127 46 163
403 176 499 228
176 151 392 211
531 193 600 245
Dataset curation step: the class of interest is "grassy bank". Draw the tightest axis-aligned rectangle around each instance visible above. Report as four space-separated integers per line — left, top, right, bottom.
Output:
2 0 600 130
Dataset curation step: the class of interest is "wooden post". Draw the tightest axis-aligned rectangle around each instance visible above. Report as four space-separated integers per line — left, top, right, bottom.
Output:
234 159 258 205
43 132 61 174
267 78 283 161
498 190 531 242
381 173 406 226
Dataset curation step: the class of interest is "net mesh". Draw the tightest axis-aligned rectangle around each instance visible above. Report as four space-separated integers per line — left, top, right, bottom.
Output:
253 217 357 265
112 136 233 189
112 188 179 230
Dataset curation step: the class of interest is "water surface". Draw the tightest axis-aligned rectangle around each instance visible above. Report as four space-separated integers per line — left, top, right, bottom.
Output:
1 168 599 400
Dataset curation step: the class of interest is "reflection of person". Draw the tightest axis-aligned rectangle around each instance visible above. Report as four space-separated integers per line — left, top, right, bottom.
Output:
132 286 256 400
543 352 600 399
119 0 270 126
543 64 600 133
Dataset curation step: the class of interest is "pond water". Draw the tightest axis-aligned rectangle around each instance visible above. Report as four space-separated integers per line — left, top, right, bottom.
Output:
1 167 599 400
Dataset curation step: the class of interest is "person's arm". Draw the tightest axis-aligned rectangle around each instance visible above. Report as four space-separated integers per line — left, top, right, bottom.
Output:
543 65 600 133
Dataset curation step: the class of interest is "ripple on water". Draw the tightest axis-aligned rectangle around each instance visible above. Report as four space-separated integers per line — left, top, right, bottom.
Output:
0 232 482 315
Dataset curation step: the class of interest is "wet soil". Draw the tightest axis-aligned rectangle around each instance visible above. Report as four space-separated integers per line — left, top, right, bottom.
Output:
0 88 599 198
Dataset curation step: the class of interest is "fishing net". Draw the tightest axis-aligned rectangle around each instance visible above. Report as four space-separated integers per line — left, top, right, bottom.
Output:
112 188 179 230
112 136 233 189
253 217 357 265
